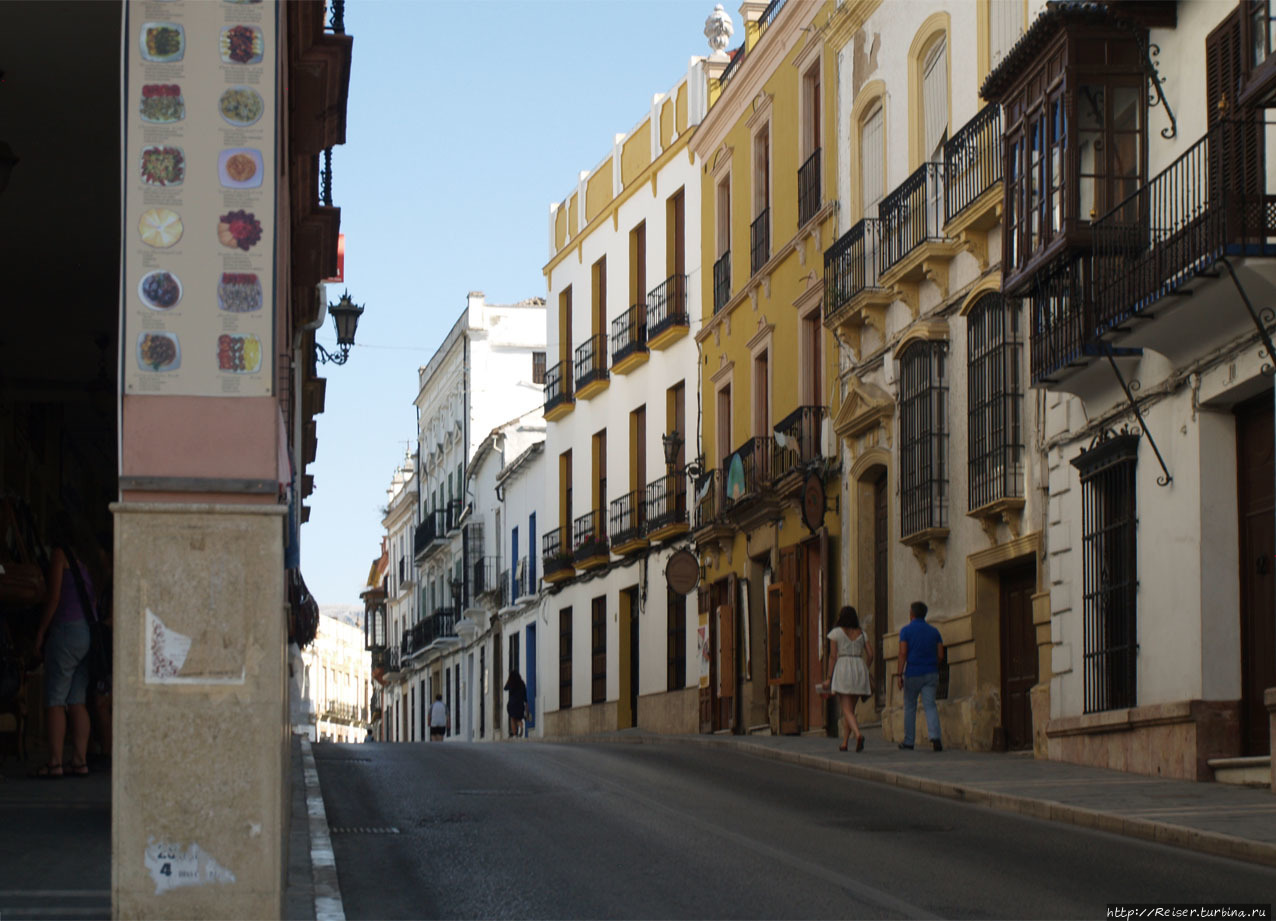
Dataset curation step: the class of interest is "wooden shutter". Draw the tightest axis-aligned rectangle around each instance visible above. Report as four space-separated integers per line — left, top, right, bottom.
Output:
1207 9 1264 207
766 582 796 685
716 604 734 697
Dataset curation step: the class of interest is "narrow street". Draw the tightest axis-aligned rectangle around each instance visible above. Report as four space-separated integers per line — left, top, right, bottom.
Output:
316 740 1276 920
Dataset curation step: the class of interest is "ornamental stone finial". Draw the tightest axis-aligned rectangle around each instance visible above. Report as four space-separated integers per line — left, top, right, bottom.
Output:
704 4 734 54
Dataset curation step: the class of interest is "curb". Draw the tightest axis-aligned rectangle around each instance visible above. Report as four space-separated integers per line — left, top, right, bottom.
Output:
300 738 346 921
557 732 1276 870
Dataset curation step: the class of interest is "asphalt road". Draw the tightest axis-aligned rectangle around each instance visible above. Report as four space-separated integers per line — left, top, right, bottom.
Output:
314 740 1276 920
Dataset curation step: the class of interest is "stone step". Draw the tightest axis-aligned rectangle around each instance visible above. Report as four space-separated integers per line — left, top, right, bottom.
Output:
1207 755 1271 787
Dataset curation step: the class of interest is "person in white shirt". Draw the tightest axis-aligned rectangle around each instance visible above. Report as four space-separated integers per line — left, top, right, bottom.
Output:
428 694 448 741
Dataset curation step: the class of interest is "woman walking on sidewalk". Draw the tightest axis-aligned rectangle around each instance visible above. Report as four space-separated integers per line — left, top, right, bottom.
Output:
822 606 873 752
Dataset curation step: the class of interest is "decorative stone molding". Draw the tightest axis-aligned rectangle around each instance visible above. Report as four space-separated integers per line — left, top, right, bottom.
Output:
902 527 949 572
968 496 1025 546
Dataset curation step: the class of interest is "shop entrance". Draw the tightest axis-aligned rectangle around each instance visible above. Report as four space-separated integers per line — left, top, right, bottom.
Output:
999 564 1038 751
1236 392 1275 756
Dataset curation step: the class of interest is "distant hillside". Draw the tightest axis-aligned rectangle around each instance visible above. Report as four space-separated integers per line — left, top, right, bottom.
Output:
320 604 364 629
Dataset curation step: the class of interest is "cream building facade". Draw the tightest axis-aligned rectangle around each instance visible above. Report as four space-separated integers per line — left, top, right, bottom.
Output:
378 458 417 741
300 608 373 743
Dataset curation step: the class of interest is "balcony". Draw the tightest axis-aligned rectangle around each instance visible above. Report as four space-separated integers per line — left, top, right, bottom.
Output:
544 359 574 422
772 405 827 493
943 103 1002 271
609 489 648 556
574 333 609 400
511 559 533 603
721 436 775 516
1091 115 1276 368
447 498 463 534
542 527 575 585
572 509 609 570
320 701 370 726
404 611 457 659
645 472 688 542
611 304 649 375
798 148 821 228
498 568 511 609
691 469 732 550
823 217 891 351
647 273 689 349
750 208 770 276
412 508 448 560
879 161 960 313
470 556 498 598
713 251 731 313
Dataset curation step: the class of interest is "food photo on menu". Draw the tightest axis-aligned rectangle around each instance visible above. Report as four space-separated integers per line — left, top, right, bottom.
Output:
217 210 262 251
219 87 264 127
139 270 182 311
218 149 263 189
140 145 185 187
140 22 184 63
218 273 263 313
217 334 262 374
139 85 185 124
139 208 183 249
220 25 264 64
137 332 180 373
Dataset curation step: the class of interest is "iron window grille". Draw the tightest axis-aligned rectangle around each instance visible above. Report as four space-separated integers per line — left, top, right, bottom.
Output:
713 251 731 313
647 274 688 339
750 208 771 275
899 340 949 538
532 351 546 384
1071 432 1139 714
823 217 884 317
1028 253 1094 384
591 596 606 704
544 359 572 414
967 293 1024 510
667 587 687 692
611 304 648 366
559 608 572 710
798 148 822 227
944 103 1002 223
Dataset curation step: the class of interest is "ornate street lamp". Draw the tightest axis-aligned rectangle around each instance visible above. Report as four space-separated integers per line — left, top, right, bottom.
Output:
316 290 364 365
662 429 703 478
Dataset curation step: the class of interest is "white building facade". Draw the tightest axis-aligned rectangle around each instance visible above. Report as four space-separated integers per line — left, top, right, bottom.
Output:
378 458 417 741
299 609 373 743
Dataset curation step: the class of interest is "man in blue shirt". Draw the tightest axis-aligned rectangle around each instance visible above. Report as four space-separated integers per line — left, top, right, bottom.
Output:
896 601 944 751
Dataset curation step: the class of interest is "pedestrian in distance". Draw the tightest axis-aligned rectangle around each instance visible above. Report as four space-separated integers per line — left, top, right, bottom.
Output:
428 693 448 741
821 606 873 752
896 600 944 751
504 669 528 739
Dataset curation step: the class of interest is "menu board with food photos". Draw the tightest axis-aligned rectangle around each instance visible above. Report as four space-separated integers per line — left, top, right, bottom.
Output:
123 0 277 397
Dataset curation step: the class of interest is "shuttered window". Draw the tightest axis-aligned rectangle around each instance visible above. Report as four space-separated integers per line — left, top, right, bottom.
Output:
861 105 885 218
922 37 948 161
989 0 1024 69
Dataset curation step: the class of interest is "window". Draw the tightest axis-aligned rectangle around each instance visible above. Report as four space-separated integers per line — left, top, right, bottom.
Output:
752 350 769 437
801 310 822 407
532 351 546 384
717 384 733 467
1077 84 1141 225
860 104 885 218
799 62 822 226
967 293 1024 510
714 176 731 312
989 0 1024 70
509 632 520 676
1248 0 1276 70
751 125 771 274
1071 434 1139 713
667 588 687 691
899 340 949 538
666 381 686 470
922 36 949 161
629 221 646 313
591 596 606 704
559 607 572 709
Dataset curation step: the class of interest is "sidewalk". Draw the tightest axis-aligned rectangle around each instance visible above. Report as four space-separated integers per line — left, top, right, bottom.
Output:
563 726 1276 869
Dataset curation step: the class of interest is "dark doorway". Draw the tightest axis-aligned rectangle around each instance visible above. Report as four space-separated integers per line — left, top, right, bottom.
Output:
1236 392 1275 756
492 630 503 739
1000 564 1038 751
873 471 889 709
802 538 826 732
624 586 639 728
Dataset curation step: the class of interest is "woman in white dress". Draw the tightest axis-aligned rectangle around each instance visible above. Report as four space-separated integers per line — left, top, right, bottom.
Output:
822 606 874 752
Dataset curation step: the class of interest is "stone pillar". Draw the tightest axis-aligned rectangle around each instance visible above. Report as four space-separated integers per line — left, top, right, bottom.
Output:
111 503 288 919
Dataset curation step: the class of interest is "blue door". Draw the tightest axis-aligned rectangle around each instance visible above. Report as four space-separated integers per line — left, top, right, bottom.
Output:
525 623 537 729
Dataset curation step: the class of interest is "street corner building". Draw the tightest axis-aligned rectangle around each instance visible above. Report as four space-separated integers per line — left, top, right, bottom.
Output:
0 0 353 916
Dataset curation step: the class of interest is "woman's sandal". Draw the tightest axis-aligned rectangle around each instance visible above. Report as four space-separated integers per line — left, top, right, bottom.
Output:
30 762 63 779
68 761 90 777
856 734 865 753
838 743 849 752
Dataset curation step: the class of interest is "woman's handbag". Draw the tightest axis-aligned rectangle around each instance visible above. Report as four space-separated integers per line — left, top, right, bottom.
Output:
0 502 45 606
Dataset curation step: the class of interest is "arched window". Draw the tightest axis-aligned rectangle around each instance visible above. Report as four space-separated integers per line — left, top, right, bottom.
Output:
899 339 949 538
860 103 885 218
921 36 949 161
967 293 1024 510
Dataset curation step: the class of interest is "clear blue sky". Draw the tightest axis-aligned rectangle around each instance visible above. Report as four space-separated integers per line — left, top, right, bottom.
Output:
304 0 718 606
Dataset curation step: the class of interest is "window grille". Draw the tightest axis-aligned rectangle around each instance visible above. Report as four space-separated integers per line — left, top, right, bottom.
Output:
532 351 546 384
559 608 572 710
967 293 1024 510
667 588 687 692
1072 433 1139 713
590 596 606 704
899 340 949 538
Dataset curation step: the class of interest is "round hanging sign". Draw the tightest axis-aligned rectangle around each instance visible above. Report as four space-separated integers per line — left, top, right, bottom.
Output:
802 472 826 534
665 548 701 596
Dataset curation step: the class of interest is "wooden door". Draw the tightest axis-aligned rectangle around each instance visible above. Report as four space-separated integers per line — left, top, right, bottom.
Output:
698 589 713 733
778 547 801 734
1237 393 1275 756
802 539 825 731
999 564 1039 751
873 472 888 709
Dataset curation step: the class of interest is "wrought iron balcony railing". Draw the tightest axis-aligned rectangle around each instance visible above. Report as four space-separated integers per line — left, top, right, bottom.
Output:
544 359 572 415
320 701 369 724
572 509 609 562
713 251 731 313
609 490 646 548
573 334 608 392
944 103 1001 224
772 405 826 480
645 472 687 534
647 273 688 339
471 556 497 597
542 527 573 579
413 509 448 558
498 568 511 608
513 560 531 599
722 437 774 510
693 469 722 530
798 148 822 227
750 208 771 275
447 499 462 533
611 304 648 366
881 161 946 274
1028 255 1094 384
824 217 884 318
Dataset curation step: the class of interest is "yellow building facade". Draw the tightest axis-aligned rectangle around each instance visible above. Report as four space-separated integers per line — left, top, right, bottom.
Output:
690 0 845 736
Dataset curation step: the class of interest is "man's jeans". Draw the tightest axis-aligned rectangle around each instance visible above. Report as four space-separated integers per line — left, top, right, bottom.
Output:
902 672 941 747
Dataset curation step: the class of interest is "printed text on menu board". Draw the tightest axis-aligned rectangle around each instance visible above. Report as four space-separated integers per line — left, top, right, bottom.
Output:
123 0 277 397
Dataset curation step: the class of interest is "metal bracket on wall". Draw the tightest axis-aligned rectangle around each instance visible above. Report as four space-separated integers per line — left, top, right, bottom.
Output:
1102 346 1172 488
1125 24 1177 140
1217 256 1276 376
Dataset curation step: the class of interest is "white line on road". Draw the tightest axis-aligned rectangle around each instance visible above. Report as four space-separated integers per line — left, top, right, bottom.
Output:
302 737 346 921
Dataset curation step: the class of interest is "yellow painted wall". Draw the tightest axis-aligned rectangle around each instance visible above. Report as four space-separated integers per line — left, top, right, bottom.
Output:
660 99 674 151
555 203 568 253
676 83 688 135
621 121 652 189
585 158 614 224
568 192 579 238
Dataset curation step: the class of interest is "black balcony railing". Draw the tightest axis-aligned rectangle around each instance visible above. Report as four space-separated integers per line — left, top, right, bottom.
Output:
1028 255 1094 383
772 405 827 480
944 104 1001 224
543 527 573 579
574 334 608 392
413 509 448 557
798 148 822 227
471 556 497 597
544 359 572 414
572 509 609 562
325 0 345 33
750 208 771 275
609 490 646 548
447 499 462 532
719 48 743 91
1093 115 1276 337
611 304 648 366
384 645 400 672
512 560 531 599
321 701 369 725
759 0 787 30
881 161 946 274
713 251 731 313
498 568 511 608
823 218 884 318
647 274 688 339
722 437 774 509
645 473 687 534
693 469 722 530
